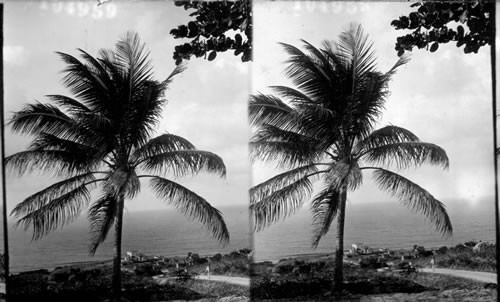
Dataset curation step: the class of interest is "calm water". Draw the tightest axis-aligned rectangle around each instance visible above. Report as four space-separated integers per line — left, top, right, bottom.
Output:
254 198 497 261
9 206 250 272
6 198 497 272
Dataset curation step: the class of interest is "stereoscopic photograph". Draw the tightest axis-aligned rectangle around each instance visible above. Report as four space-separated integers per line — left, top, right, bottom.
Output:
250 1 497 301
0 1 498 302
3 1 250 301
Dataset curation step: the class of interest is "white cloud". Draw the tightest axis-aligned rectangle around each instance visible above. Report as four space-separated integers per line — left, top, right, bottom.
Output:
4 45 27 65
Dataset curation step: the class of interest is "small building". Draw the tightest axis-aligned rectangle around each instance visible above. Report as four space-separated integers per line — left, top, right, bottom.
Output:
351 243 372 254
473 241 490 253
126 251 147 262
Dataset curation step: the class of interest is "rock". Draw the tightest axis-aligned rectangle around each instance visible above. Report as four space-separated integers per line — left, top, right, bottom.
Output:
216 295 249 302
484 283 497 289
271 260 298 274
48 267 72 282
356 289 497 301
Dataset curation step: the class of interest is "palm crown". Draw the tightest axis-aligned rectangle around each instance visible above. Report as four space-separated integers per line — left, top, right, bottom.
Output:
249 24 452 248
7 32 230 254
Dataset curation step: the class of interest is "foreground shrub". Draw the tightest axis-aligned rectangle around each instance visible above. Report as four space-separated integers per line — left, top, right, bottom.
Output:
251 276 330 299
251 273 430 300
9 269 206 302
359 257 387 269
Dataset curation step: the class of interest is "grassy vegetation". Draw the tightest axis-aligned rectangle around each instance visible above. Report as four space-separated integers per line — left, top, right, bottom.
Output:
410 242 496 272
186 279 248 298
251 261 430 300
187 252 250 277
413 272 490 291
9 249 251 302
251 241 497 301
9 269 248 302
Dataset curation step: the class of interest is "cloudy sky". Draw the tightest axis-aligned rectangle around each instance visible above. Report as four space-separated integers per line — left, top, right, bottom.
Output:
4 1 250 215
252 1 497 210
2 1 497 229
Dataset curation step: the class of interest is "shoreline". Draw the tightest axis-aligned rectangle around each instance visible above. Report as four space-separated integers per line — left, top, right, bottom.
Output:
10 240 494 274
254 241 496 265
11 249 251 274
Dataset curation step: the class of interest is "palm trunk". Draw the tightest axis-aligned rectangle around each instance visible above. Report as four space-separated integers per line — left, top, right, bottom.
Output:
333 189 347 294
112 195 125 301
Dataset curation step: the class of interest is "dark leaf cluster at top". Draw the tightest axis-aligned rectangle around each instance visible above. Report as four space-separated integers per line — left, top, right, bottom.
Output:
391 1 493 56
170 0 252 65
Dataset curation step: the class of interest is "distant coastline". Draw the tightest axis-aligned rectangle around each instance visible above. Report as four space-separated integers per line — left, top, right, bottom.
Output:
7 200 495 272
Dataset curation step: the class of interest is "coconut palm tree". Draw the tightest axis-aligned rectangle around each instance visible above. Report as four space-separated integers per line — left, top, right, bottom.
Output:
249 24 452 291
6 32 229 300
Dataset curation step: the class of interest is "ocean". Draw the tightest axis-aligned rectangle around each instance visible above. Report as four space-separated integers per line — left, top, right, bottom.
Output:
254 198 497 261
6 198 497 272
8 206 250 273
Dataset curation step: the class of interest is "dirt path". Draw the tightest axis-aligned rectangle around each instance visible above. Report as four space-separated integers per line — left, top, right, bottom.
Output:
155 275 250 287
420 268 497 284
196 275 250 286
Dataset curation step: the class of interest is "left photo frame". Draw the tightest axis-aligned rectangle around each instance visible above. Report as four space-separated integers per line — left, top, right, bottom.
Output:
2 1 251 301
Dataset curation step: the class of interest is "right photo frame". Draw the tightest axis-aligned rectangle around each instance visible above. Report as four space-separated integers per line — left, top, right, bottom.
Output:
1 1 499 302
250 1 498 301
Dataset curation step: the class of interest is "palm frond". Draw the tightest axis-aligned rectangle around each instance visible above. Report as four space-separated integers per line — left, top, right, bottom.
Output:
132 133 196 163
372 168 452 236
69 112 113 147
265 87 337 135
279 41 333 101
45 95 91 115
125 61 186 150
250 123 324 168
5 150 101 177
321 40 351 81
251 123 319 146
139 150 226 178
11 172 98 217
250 164 322 205
96 48 126 87
337 23 377 80
28 132 104 160
9 102 75 137
325 160 362 191
103 168 140 200
269 86 316 105
250 140 319 169
88 194 117 255
123 80 166 148
354 125 419 154
76 48 112 85
149 176 229 245
250 93 337 145
56 51 111 109
343 71 388 139
385 53 411 77
115 31 154 91
249 93 294 127
361 142 449 169
161 63 187 88
15 185 92 240
251 176 313 231
311 186 341 247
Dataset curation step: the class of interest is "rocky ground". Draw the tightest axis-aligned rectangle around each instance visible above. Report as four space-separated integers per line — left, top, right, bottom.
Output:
251 244 497 302
7 249 252 302
169 296 249 302
343 288 496 302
